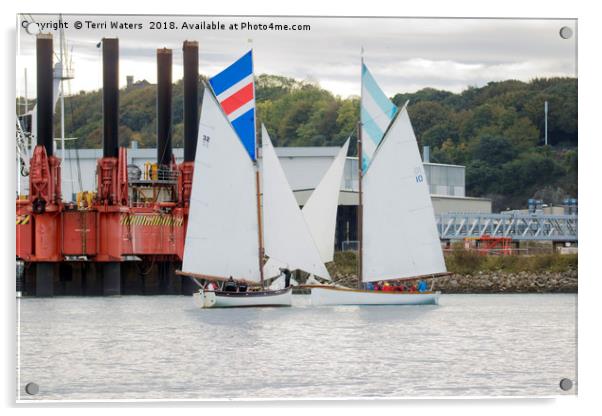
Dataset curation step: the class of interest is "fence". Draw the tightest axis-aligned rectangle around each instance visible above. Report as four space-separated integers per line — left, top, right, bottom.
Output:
338 212 578 253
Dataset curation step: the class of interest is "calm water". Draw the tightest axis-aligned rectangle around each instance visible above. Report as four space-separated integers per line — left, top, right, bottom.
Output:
17 294 577 400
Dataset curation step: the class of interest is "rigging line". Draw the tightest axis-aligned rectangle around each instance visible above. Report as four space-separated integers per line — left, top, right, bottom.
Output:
68 48 83 195
64 84 75 199
66 77 83 193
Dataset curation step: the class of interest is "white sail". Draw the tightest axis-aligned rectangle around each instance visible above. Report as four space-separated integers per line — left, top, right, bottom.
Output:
182 87 260 282
263 138 349 279
261 124 331 279
362 105 447 282
262 258 284 280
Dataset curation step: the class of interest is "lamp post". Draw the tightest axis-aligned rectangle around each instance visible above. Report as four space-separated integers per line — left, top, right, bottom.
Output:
544 100 548 146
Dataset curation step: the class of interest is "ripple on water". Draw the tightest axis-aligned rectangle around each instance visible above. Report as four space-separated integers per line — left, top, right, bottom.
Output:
17 294 577 400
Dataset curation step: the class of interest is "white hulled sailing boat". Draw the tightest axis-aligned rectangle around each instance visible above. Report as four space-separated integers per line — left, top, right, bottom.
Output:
311 63 448 306
179 87 331 307
179 49 329 307
178 85 294 308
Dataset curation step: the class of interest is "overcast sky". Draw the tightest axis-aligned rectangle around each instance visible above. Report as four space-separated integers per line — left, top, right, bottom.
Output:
16 14 577 99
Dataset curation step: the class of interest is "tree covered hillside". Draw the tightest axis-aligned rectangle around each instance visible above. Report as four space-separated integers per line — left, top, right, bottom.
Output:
392 78 577 210
33 74 577 211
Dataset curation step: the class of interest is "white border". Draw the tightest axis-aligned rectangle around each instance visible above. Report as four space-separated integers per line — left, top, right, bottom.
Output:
3 0 599 414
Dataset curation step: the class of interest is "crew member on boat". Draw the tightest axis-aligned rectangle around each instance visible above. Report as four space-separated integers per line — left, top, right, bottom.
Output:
224 276 237 292
283 268 292 288
396 282 408 292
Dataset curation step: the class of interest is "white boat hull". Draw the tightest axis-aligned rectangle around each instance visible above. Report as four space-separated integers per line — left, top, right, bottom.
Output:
310 286 440 306
193 287 292 308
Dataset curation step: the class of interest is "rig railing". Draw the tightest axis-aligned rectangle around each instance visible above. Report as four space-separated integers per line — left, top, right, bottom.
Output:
437 212 578 242
339 212 578 251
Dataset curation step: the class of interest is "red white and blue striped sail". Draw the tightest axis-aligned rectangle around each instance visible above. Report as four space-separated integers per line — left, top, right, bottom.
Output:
209 50 257 160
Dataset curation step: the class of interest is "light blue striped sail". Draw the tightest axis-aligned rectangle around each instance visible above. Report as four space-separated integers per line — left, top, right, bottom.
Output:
361 63 398 171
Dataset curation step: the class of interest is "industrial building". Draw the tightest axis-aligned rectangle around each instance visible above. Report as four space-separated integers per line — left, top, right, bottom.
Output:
28 144 491 213
18 143 491 252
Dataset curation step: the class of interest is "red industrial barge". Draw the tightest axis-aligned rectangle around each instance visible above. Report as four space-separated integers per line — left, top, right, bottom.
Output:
17 35 201 296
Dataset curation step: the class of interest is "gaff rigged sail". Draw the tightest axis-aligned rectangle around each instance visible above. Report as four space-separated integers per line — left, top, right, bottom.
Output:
182 87 260 282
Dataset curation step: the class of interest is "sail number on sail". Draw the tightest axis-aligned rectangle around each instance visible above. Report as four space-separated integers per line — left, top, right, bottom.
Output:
201 134 211 147
414 166 424 183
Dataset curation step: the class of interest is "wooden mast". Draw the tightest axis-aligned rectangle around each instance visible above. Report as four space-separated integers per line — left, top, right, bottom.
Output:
357 50 364 289
251 48 265 289
255 167 265 289
357 121 364 289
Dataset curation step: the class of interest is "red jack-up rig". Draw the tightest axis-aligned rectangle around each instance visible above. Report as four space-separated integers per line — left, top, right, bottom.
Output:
16 35 200 296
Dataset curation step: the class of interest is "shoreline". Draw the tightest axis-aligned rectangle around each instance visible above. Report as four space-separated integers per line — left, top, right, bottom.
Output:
327 252 578 294
433 270 577 294
329 269 577 294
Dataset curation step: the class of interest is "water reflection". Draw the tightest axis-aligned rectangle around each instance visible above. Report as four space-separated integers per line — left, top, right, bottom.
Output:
18 294 577 400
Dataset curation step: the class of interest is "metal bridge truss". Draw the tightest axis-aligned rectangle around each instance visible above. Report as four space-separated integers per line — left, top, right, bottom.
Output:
436 213 578 242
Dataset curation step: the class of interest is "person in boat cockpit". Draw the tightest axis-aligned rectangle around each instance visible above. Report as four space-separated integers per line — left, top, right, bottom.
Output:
224 276 237 292
396 282 407 292
279 268 292 288
417 279 428 292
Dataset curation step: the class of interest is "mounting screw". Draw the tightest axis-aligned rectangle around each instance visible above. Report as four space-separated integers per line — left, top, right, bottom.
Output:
559 26 573 40
559 378 573 391
22 20 40 36
25 382 39 395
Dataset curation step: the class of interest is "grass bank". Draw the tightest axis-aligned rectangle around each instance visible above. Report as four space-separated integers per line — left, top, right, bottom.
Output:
445 251 577 275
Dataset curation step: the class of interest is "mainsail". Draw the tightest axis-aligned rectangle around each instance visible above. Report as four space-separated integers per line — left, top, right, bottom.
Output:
182 87 261 282
261 125 331 279
361 105 447 282
263 138 349 279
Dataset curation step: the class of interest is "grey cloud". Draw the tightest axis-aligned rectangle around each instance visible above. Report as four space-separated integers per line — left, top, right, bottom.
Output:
17 14 576 97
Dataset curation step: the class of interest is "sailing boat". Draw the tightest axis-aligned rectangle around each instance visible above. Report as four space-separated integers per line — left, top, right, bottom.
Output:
311 64 448 306
179 89 330 307
263 138 350 284
178 85 292 308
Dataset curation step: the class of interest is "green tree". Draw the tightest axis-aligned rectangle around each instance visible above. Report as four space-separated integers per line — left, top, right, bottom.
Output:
473 135 517 166
407 101 451 145
43 74 576 211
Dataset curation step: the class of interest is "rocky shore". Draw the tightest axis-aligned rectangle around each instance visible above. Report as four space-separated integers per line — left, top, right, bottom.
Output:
329 269 577 293
433 269 577 293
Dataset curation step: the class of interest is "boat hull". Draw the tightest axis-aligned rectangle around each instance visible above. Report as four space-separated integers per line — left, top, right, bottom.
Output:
193 287 292 308
310 286 440 306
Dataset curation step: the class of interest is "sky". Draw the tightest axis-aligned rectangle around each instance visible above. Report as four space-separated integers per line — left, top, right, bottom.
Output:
16 14 577 99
